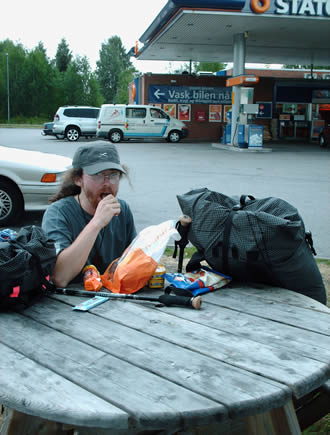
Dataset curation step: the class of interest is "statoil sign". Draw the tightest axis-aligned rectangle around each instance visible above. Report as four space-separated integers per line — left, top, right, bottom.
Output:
245 0 330 16
149 85 232 104
275 0 330 16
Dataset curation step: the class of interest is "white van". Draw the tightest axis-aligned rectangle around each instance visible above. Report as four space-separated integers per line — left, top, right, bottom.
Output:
96 104 189 143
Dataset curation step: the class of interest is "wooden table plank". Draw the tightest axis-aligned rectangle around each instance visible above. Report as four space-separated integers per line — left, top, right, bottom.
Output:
0 343 127 429
204 288 330 335
152 295 330 361
6 298 292 418
227 283 329 312
0 312 224 431
43 294 329 399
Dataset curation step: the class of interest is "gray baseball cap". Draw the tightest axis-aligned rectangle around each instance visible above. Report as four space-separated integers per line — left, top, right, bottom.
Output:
72 142 126 175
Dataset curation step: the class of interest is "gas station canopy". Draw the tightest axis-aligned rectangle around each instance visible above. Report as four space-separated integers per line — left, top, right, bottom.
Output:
136 0 330 66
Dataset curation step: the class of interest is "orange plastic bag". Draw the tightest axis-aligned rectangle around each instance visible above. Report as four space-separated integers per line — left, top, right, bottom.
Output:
101 220 179 294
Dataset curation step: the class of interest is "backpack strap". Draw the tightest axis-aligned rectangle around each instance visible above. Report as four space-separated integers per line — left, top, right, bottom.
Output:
305 231 317 256
222 195 256 273
222 207 238 274
186 250 204 272
240 194 255 206
173 217 191 273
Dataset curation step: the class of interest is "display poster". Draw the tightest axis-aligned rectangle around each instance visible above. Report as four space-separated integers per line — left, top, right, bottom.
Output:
312 89 330 99
248 125 264 147
178 104 191 121
283 103 297 114
223 105 232 122
209 105 222 122
256 102 272 119
163 104 176 118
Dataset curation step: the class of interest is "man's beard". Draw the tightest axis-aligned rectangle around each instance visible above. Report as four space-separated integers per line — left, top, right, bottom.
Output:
83 185 116 212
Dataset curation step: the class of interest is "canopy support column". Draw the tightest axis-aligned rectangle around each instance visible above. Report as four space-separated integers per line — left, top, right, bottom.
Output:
231 33 246 146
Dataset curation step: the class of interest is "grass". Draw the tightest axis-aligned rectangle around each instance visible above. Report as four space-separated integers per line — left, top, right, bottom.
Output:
303 415 330 434
0 116 48 128
316 258 330 267
0 116 48 124
165 245 196 258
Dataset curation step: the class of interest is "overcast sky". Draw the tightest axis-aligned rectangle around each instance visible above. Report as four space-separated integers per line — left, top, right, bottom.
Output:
1 1 282 73
0 0 188 73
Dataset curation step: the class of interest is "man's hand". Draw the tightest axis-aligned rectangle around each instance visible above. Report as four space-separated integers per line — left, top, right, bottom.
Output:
93 194 121 229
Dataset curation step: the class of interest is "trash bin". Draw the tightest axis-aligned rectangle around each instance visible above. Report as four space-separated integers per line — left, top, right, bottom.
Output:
248 125 264 148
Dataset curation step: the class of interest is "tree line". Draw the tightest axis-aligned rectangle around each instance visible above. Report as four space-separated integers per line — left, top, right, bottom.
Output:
0 36 138 122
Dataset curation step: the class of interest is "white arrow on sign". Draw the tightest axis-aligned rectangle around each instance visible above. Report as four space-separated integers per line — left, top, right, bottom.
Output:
154 89 166 99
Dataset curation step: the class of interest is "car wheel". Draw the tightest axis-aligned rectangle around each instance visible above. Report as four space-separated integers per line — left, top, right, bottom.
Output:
55 134 65 140
0 180 24 226
65 127 80 142
319 134 327 148
168 130 181 143
109 130 123 143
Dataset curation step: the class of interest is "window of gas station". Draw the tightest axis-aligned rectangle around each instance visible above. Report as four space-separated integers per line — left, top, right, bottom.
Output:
275 103 330 139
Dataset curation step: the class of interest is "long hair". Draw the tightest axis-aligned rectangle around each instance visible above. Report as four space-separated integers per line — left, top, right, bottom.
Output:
49 168 82 203
49 165 131 203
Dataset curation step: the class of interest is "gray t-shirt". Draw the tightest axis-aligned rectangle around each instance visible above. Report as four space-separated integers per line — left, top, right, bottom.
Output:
42 196 136 282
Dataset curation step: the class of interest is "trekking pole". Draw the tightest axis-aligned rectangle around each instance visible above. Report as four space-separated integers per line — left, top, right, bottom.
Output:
54 287 202 310
173 215 192 273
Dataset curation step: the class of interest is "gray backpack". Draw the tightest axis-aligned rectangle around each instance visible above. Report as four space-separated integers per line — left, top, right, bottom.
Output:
177 188 326 304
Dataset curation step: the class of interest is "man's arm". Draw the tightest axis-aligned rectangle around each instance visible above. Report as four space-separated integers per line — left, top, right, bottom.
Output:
44 195 121 288
51 219 101 288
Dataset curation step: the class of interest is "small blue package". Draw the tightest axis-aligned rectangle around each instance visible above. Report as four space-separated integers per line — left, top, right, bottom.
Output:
73 296 109 311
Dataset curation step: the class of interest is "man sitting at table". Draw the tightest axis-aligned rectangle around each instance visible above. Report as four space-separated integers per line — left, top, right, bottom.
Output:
42 142 136 288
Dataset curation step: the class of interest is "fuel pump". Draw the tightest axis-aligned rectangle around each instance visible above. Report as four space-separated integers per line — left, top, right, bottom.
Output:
238 88 262 147
226 75 260 147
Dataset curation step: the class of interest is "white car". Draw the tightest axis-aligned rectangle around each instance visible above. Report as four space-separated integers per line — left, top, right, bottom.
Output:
53 106 100 141
0 146 72 225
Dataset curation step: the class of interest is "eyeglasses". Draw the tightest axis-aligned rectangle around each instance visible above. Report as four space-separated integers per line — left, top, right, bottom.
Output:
87 172 121 184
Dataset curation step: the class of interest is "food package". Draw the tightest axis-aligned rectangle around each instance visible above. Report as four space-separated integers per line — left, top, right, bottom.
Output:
165 267 232 297
101 220 180 294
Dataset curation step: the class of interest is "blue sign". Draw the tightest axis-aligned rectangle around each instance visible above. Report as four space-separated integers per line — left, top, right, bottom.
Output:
149 85 232 104
256 102 272 119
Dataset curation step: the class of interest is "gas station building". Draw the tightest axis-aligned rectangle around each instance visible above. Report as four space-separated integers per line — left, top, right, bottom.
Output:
130 0 330 146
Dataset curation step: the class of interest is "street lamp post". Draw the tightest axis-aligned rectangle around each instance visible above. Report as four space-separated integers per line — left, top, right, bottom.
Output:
6 53 10 122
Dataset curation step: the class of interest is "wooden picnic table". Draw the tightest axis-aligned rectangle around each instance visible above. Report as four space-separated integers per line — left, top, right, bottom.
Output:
0 282 329 435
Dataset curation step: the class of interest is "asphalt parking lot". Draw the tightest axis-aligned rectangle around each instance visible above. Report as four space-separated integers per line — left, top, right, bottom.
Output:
1 128 329 258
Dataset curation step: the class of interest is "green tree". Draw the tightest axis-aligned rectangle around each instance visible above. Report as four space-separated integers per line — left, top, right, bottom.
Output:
284 64 330 70
0 39 27 119
169 61 226 74
0 39 103 121
194 61 227 73
21 43 56 118
116 67 139 104
74 56 103 106
55 38 72 72
96 36 133 103
55 55 103 107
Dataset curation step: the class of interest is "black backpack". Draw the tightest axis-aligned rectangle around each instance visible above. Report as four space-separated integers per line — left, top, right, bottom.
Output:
0 225 56 310
176 188 326 305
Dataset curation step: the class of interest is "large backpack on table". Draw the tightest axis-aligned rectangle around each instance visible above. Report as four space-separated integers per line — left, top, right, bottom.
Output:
0 225 56 310
177 188 326 304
